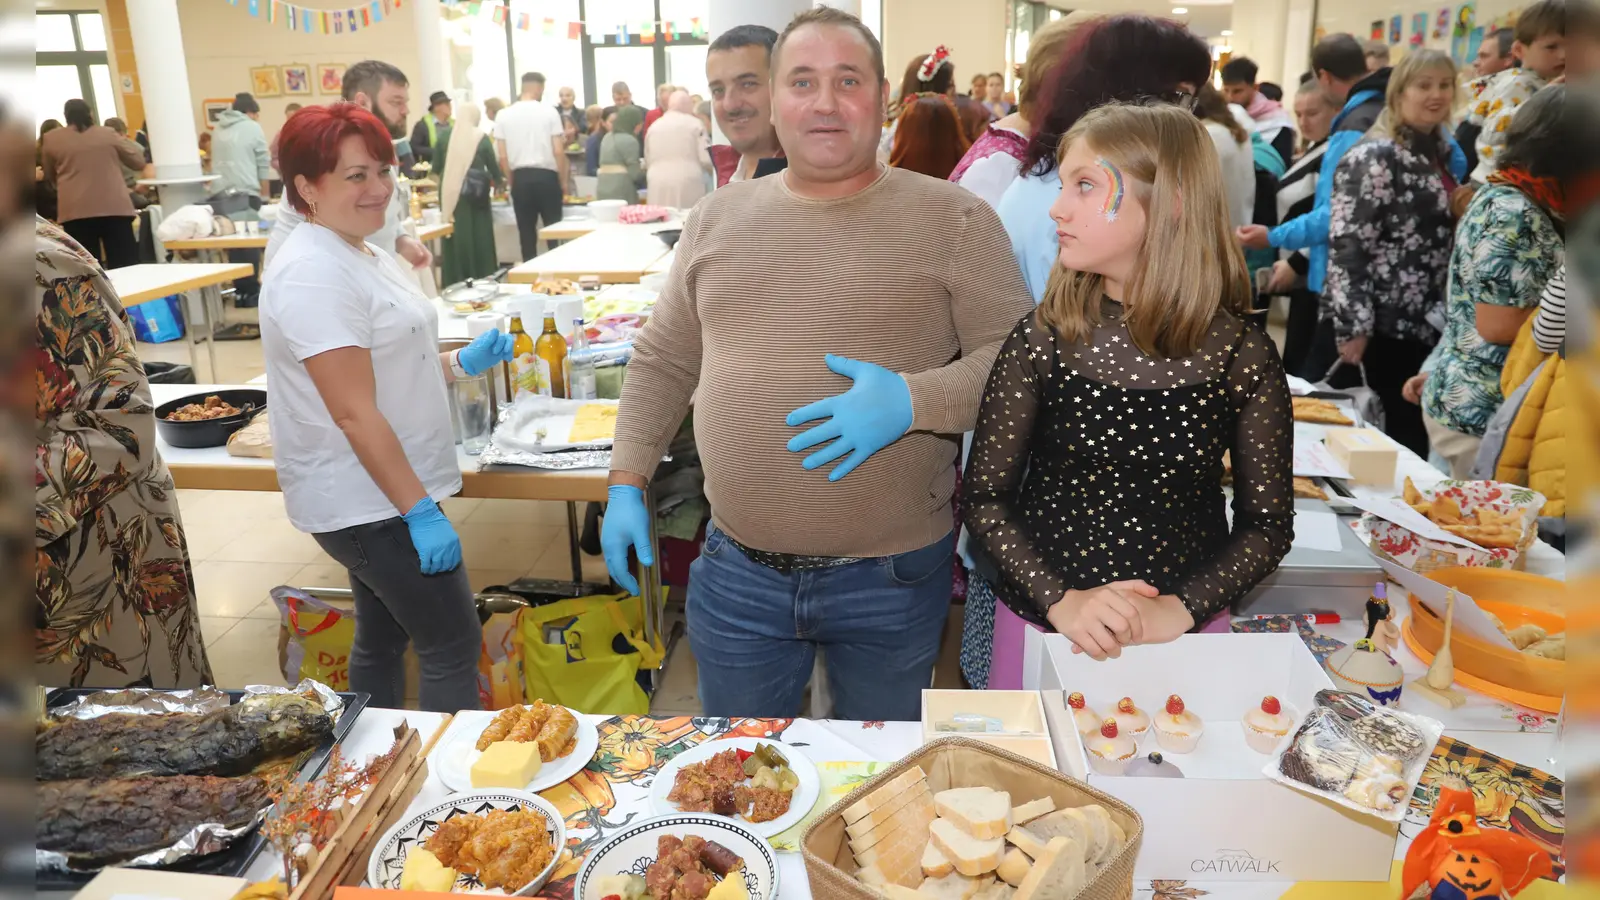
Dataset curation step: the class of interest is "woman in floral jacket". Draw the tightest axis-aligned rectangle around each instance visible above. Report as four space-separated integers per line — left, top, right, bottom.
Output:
35 218 212 689
1415 86 1565 478
1324 49 1460 456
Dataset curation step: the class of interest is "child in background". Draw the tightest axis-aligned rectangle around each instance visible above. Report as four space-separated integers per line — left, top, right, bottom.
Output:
962 104 1293 682
1465 0 1565 183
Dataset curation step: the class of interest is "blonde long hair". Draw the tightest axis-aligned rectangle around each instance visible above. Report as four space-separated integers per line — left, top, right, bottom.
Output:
1038 103 1252 359
1369 49 1456 142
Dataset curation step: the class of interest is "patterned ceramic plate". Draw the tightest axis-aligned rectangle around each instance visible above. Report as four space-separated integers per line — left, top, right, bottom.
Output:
368 790 566 895
436 707 601 795
573 814 779 900
648 737 820 838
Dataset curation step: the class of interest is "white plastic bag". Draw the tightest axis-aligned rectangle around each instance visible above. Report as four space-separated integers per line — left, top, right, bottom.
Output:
154 203 215 242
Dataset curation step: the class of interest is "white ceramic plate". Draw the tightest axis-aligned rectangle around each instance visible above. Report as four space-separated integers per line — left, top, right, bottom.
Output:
574 814 779 900
368 790 566 895
437 707 600 794
648 737 819 839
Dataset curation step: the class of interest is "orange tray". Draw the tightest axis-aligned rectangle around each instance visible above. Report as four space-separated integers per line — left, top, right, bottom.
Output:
1403 567 1564 712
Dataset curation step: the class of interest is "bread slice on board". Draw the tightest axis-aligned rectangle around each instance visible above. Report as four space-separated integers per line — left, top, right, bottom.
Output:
933 787 1013 841
995 848 1032 887
1013 837 1088 900
851 791 935 855
930 819 1005 877
922 841 955 879
1010 798 1055 826
845 768 929 825
849 783 933 842
1004 826 1050 861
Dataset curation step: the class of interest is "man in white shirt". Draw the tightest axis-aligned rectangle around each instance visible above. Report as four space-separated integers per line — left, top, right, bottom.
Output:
495 71 569 262
264 59 431 273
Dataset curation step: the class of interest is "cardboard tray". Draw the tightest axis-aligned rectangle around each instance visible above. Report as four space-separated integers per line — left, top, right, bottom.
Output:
37 687 370 891
802 736 1143 900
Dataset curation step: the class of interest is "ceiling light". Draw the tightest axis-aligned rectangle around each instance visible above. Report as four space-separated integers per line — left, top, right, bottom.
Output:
1172 7 1188 13
1221 29 1233 35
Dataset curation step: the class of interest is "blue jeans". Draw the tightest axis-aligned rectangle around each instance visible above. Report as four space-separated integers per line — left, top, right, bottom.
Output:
686 526 955 721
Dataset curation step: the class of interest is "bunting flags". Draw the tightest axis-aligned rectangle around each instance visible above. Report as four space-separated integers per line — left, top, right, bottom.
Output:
220 0 703 41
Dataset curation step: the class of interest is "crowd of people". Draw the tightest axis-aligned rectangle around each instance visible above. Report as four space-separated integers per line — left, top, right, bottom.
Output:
34 3 1588 728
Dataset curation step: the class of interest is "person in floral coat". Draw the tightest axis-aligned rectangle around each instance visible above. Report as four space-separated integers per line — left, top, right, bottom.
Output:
1324 49 1460 457
35 217 212 689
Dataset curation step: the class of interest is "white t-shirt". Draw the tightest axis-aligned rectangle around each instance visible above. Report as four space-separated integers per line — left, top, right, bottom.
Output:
496 100 562 171
260 223 461 534
1204 121 1257 231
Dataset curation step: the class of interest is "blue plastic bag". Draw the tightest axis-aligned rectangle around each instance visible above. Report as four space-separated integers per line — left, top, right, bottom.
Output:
127 295 185 343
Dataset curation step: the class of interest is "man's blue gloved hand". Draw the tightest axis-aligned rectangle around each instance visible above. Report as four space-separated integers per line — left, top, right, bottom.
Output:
401 497 462 575
601 485 654 595
458 328 515 376
785 354 914 482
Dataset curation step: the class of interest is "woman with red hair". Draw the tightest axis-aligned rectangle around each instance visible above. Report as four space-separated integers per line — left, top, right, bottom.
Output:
889 94 971 179
261 103 514 712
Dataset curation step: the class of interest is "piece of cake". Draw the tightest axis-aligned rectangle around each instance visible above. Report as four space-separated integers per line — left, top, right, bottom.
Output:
1242 695 1294 754
1151 694 1203 754
1065 692 1100 736
1084 718 1137 775
1108 697 1150 741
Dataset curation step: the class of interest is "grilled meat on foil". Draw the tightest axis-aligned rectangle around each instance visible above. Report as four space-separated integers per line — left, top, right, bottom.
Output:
37 693 333 780
37 774 271 866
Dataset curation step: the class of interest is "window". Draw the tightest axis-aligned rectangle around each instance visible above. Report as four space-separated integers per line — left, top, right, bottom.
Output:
35 11 116 133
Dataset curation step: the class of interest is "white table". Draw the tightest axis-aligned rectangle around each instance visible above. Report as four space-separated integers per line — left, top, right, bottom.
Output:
164 220 453 255
109 262 253 381
508 222 678 284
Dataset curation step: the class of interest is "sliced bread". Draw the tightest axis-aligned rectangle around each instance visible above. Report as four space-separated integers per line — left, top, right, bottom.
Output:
845 768 929 825
1092 808 1125 866
848 783 934 842
1063 807 1108 864
933 787 1013 841
917 872 991 900
1004 826 1050 861
858 823 932 887
922 842 955 879
982 882 1017 900
851 791 935 855
995 848 1032 887
930 819 1005 877
1010 798 1055 826
881 884 926 900
1026 811 1089 860
1013 837 1088 900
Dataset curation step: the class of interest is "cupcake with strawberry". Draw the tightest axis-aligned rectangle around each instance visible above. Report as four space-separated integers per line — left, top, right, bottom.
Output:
1109 696 1151 741
1151 694 1204 753
1067 692 1101 736
1086 717 1138 775
1243 695 1295 753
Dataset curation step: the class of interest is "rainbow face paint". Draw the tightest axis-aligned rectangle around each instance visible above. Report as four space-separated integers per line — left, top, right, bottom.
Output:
1096 157 1125 223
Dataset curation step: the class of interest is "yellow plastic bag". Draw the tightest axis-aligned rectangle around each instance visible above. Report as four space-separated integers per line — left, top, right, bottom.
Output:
478 608 527 710
271 587 356 693
520 592 663 716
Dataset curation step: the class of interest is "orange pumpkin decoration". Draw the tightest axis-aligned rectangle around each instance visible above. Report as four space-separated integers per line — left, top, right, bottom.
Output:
1402 781 1554 899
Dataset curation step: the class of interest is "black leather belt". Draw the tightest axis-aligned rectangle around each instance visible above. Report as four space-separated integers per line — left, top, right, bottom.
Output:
725 536 862 575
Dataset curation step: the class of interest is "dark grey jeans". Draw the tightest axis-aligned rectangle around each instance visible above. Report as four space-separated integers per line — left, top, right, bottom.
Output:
312 517 482 712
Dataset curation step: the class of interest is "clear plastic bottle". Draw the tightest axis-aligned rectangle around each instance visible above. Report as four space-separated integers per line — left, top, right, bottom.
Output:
568 318 597 400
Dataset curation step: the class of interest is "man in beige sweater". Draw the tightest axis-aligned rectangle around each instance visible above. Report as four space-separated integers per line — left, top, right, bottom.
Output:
602 7 1033 721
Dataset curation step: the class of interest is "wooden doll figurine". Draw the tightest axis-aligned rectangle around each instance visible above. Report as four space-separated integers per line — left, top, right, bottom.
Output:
1365 581 1401 656
1401 778 1553 899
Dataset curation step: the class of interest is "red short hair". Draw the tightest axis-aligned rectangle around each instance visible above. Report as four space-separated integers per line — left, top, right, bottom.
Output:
277 103 396 214
889 94 971 179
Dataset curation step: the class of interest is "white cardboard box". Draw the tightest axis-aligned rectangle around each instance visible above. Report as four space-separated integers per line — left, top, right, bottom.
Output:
921 689 1058 768
1024 629 1399 882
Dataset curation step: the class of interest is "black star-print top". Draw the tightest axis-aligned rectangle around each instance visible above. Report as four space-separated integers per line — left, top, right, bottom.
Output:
962 300 1294 627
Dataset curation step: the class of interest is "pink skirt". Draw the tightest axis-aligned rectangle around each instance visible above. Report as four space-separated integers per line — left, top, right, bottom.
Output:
987 597 1042 690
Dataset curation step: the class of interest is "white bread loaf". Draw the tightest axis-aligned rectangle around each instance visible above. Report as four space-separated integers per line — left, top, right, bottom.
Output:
848 783 933 842
933 788 1012 841
995 848 1032 887
857 821 931 887
930 819 1005 877
845 768 928 825
851 791 935 855
1013 837 1087 900
1010 798 1055 826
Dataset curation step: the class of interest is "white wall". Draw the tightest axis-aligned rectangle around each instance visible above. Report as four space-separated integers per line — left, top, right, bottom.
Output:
881 0 1007 95
175 0 423 138
1315 0 1523 63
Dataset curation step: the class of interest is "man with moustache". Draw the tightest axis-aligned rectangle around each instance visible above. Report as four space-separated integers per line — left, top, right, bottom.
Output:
601 7 1032 720
706 24 786 186
264 59 432 272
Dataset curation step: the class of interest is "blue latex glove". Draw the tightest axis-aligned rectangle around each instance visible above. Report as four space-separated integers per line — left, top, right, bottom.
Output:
785 354 914 481
601 485 654 595
457 328 515 376
401 497 462 574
